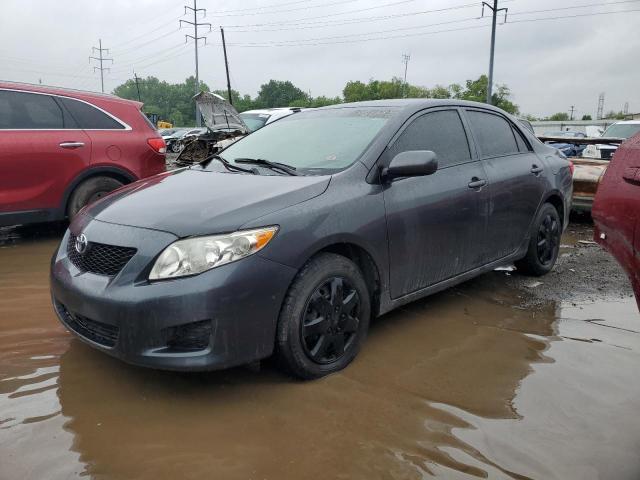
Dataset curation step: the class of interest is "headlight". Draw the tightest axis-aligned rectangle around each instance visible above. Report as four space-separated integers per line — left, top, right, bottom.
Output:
149 226 278 280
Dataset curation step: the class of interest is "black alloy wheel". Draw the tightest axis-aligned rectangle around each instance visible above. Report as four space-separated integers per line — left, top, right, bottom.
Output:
276 253 371 379
301 277 361 364
515 202 561 276
537 213 560 266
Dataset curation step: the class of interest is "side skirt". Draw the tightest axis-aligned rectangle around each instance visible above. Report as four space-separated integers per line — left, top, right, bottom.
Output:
377 247 528 316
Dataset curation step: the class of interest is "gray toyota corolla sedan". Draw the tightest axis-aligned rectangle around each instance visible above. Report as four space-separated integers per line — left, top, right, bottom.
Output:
51 99 572 379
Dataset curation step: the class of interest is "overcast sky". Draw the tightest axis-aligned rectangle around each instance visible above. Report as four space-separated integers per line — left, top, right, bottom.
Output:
1 0 638 117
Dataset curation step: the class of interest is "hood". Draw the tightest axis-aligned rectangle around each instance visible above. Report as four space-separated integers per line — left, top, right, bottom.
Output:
194 91 248 133
83 169 330 237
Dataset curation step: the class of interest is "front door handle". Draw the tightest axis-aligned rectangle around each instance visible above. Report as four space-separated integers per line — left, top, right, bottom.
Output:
468 178 487 189
531 164 543 175
59 142 85 149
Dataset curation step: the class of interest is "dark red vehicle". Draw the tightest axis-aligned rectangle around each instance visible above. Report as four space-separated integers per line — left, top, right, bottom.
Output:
592 132 640 309
0 82 166 227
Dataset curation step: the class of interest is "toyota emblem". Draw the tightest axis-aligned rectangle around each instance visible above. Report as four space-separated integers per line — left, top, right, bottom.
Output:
75 234 88 254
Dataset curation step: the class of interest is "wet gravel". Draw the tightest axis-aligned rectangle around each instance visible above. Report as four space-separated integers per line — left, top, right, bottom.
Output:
499 217 634 306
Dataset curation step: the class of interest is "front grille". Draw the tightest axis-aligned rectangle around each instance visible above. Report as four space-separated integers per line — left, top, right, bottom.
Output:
67 234 136 276
56 302 119 348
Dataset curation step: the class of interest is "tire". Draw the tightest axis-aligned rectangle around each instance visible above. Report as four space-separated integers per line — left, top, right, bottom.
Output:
170 142 183 153
515 203 561 276
67 176 124 219
276 253 371 380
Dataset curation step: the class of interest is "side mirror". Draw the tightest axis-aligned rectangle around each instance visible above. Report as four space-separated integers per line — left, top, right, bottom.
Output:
382 150 438 181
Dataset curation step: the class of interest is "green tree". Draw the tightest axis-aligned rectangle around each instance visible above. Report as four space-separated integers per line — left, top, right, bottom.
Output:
113 76 209 126
343 80 371 102
449 75 519 114
604 110 625 120
547 112 570 121
255 80 309 108
581 114 592 121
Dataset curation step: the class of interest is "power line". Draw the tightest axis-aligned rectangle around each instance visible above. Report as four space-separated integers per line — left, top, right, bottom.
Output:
222 0 422 27
89 39 113 93
220 6 640 47
213 0 313 14
208 0 362 17
225 1 493 32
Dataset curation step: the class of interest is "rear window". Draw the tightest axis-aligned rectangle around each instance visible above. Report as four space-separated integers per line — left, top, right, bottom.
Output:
59 97 125 130
0 90 65 129
467 110 519 158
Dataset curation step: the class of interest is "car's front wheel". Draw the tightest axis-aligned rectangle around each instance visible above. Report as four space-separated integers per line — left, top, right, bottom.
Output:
516 202 561 276
276 253 371 380
67 176 124 219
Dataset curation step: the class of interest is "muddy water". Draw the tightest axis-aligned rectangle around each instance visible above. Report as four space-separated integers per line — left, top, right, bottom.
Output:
1 227 640 480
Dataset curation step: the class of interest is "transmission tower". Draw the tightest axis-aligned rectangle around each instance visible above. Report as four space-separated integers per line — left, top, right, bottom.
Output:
623 102 629 115
180 0 211 126
89 39 113 93
401 54 410 98
597 92 605 120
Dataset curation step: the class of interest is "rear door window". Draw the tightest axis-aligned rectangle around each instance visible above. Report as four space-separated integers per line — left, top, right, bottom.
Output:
466 110 520 158
0 90 65 129
388 109 472 168
513 126 531 153
59 97 125 130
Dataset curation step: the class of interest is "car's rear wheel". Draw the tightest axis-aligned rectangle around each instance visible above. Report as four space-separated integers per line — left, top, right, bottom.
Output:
515 203 561 276
276 253 370 380
67 176 124 219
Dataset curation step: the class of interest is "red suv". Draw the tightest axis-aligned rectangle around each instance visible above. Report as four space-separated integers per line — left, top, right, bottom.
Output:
592 132 640 310
0 82 166 227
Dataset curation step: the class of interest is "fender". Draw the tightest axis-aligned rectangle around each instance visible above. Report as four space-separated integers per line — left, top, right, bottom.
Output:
59 166 138 214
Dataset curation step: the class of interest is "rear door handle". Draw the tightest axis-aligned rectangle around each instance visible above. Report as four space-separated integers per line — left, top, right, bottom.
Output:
468 178 487 189
59 142 85 149
531 165 543 175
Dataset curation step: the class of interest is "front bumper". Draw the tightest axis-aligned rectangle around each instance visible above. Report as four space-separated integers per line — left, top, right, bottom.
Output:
50 217 297 371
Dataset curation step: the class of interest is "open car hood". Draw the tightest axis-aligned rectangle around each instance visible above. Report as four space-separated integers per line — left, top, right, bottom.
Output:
194 91 248 134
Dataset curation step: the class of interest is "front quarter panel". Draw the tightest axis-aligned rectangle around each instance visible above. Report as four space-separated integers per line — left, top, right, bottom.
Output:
243 163 390 298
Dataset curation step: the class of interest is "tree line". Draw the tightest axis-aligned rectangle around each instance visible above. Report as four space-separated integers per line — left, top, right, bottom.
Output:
113 74 519 127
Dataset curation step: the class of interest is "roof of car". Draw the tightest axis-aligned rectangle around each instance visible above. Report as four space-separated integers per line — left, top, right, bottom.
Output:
0 80 143 108
613 120 640 124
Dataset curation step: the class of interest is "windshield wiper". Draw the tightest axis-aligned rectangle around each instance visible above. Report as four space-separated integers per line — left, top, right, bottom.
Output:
234 158 299 176
204 154 257 174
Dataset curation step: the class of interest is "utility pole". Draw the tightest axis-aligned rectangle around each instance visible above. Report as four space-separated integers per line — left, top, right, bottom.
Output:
597 92 605 120
180 0 211 126
623 101 629 115
569 105 575 121
220 27 233 105
133 72 142 102
89 39 113 93
482 1 508 104
401 54 410 98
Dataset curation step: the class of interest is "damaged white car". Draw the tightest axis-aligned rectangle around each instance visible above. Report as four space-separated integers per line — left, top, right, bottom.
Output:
173 92 249 167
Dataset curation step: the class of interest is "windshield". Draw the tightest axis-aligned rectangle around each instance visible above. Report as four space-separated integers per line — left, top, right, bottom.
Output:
216 107 396 175
602 123 640 139
239 113 270 132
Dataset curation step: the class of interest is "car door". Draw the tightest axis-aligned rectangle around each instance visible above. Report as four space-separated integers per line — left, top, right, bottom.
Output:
464 109 545 262
0 89 91 214
382 108 490 299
